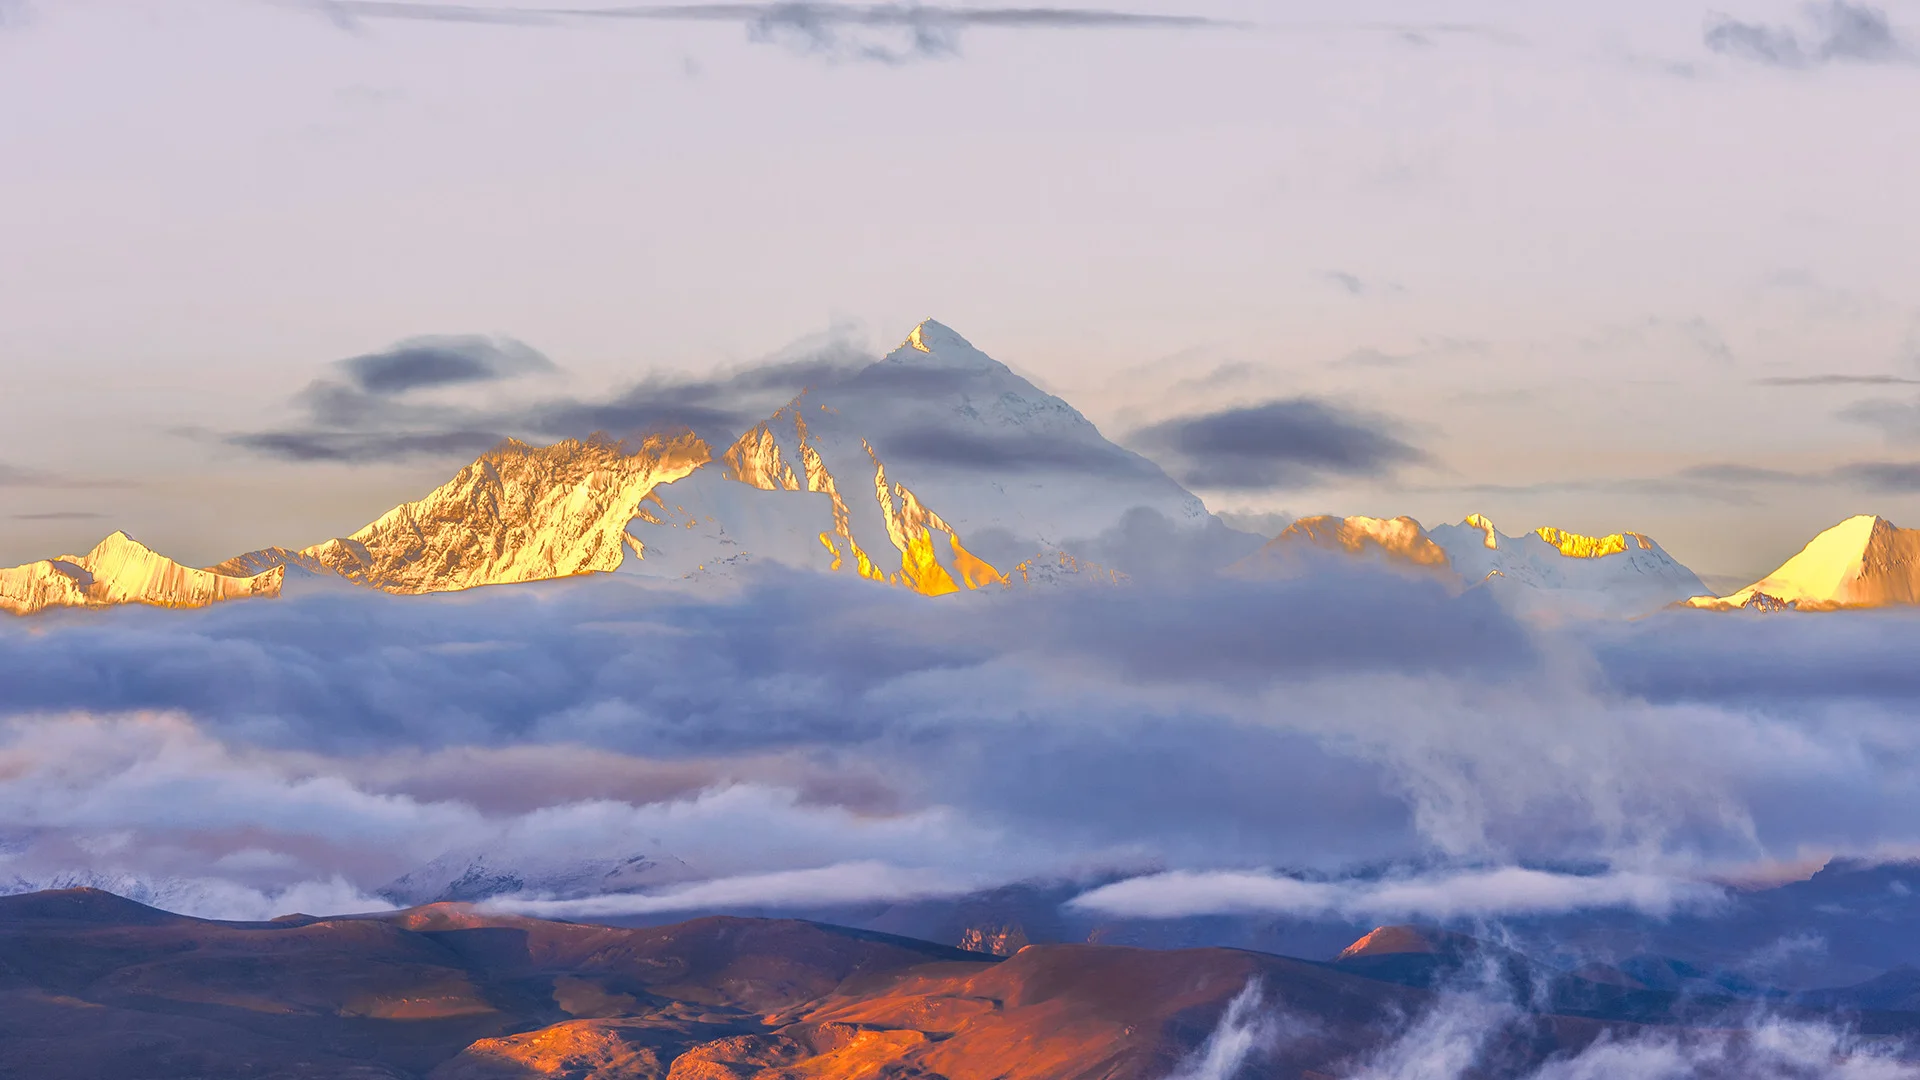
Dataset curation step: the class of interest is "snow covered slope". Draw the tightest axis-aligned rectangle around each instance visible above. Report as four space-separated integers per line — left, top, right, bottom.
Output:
1686 514 1920 611
0 532 282 615
1428 514 1708 618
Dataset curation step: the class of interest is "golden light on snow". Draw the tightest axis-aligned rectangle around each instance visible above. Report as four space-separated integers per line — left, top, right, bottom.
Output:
1689 514 1920 611
0 531 281 615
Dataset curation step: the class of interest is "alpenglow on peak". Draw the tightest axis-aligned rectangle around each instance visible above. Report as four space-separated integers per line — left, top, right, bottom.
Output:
902 318 975 355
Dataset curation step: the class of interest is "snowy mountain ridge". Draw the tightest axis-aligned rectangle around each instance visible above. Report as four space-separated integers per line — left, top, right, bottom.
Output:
3 319 1885 618
1234 512 1709 617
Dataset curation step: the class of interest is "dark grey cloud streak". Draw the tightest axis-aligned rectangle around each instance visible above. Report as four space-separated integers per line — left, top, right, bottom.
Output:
1129 398 1426 491
1424 458 1920 503
303 1 1231 63
341 335 554 394
1705 1 1914 68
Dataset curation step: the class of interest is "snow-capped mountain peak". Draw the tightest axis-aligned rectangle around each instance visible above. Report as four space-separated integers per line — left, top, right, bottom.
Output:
1687 514 1920 611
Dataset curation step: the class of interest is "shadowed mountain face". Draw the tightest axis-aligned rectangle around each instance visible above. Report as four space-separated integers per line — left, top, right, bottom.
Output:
8 888 1908 1079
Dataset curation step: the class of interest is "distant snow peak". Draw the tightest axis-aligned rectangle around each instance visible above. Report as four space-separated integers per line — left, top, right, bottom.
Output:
1429 516 1707 619
1231 513 1717 618
1231 514 1452 580
1688 514 1920 611
0 531 281 616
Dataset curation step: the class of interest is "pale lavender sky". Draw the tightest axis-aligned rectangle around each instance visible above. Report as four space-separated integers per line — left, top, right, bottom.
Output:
3 0 1919 584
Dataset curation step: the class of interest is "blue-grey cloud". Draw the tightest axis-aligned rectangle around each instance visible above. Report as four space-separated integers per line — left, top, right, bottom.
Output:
1832 460 1920 492
1840 394 1920 441
1129 398 1426 490
340 335 554 396
1706 1 1912 68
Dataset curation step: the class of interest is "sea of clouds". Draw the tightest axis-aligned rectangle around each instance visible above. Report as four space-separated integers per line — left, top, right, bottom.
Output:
2 560 1918 931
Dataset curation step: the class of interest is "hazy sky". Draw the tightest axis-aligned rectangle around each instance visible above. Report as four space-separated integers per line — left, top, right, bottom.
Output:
3 0 1920 583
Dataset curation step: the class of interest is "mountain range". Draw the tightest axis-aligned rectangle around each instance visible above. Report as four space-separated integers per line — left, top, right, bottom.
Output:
4 320 1917 618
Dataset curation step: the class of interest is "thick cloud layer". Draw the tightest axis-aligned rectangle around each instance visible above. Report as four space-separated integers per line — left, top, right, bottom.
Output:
9 564 1920 932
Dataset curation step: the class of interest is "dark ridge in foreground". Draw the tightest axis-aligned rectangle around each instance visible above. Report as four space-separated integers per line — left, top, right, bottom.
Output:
0 889 1904 1079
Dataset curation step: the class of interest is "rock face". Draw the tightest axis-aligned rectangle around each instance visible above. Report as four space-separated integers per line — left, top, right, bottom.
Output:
0 532 282 616
1428 513 1707 618
958 923 1031 957
1687 514 1920 611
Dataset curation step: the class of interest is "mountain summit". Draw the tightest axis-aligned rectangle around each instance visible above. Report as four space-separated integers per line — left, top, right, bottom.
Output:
197 321 1241 599
627 318 1234 590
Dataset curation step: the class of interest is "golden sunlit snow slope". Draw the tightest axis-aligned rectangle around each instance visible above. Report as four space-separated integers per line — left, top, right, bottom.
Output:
226 433 708 595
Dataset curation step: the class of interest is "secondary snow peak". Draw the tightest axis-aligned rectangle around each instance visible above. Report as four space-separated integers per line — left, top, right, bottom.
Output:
0 532 282 615
1686 514 1920 611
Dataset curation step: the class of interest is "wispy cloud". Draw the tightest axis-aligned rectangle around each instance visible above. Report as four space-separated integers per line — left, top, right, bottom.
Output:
1757 373 1920 386
1069 866 1722 921
1419 457 1920 503
298 1 1232 63
1706 1 1914 68
0 464 126 490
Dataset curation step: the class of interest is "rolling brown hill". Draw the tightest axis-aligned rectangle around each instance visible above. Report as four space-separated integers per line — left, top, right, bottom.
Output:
0 890 1728 1079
